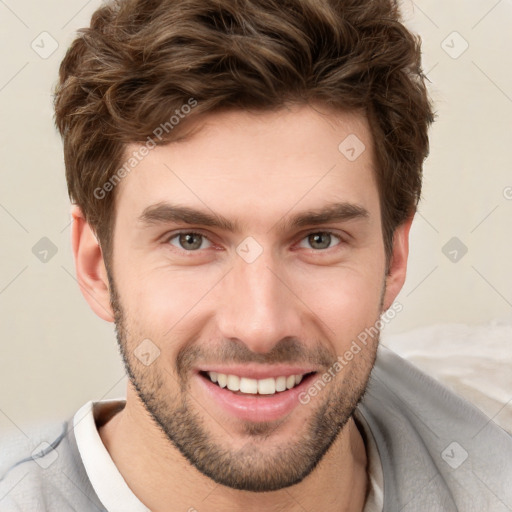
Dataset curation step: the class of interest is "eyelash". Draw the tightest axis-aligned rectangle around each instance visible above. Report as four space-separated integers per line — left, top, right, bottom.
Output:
164 230 346 253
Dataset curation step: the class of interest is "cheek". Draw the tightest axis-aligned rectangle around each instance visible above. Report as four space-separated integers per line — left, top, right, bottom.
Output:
118 267 219 337
294 267 383 343
114 239 385 349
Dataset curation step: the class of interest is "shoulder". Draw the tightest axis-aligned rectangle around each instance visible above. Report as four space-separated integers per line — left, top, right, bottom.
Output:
358 345 512 511
0 419 104 512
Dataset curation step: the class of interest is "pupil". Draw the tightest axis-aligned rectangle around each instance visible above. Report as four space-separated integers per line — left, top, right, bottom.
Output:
310 232 330 249
181 233 201 250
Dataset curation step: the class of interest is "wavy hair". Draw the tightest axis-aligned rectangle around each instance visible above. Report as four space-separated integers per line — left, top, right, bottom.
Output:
54 0 435 269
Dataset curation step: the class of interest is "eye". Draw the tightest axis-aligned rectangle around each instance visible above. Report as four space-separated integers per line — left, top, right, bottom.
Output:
297 231 344 250
167 232 212 251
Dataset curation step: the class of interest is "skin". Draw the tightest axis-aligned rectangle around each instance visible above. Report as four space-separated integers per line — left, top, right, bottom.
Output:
71 103 412 512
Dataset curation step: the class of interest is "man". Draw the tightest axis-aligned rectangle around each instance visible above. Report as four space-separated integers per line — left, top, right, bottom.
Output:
1 0 511 510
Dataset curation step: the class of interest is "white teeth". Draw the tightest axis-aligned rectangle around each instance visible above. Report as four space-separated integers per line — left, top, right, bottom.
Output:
275 376 287 392
240 377 258 394
217 373 227 388
206 371 309 395
258 378 276 395
227 375 240 391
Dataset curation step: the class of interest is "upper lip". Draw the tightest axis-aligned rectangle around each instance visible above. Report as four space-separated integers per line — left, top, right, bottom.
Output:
196 365 318 380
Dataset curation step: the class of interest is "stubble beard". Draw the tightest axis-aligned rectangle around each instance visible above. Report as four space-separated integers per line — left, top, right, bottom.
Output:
107 271 380 492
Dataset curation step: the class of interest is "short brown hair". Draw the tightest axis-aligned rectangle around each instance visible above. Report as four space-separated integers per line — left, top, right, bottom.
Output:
54 0 434 271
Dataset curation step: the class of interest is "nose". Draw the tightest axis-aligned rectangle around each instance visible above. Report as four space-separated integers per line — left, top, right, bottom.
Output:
215 247 304 355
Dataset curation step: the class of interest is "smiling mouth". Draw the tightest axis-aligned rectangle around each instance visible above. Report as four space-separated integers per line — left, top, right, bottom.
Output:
199 370 317 396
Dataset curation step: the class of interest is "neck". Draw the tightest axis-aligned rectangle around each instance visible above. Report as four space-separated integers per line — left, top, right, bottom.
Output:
99 387 368 512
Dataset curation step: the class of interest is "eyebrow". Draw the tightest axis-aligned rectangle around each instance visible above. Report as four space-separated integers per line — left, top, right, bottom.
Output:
138 201 369 233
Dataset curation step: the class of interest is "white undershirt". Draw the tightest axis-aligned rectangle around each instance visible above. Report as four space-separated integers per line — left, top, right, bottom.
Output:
353 408 385 512
73 398 384 512
73 399 151 512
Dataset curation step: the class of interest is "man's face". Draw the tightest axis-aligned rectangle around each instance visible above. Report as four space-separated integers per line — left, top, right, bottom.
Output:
107 104 391 492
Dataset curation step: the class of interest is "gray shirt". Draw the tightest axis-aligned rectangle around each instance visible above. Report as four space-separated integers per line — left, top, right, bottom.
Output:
1 345 511 511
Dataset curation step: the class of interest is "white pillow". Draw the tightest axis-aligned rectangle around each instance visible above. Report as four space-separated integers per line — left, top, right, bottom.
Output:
381 320 512 435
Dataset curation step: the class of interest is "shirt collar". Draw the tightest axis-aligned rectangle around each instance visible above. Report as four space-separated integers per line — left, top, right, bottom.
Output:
73 398 383 512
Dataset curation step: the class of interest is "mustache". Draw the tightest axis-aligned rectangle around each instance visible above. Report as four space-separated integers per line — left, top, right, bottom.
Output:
176 336 336 378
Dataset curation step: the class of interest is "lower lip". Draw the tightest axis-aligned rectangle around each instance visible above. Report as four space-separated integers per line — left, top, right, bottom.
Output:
195 372 316 423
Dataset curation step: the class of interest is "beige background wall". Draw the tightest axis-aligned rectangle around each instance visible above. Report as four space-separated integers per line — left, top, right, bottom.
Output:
1 0 511 433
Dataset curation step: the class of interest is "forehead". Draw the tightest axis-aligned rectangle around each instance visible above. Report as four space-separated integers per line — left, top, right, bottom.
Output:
114 105 379 226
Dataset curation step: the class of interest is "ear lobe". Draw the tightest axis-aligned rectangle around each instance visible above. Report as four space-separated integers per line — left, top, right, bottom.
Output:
70 205 114 322
382 215 413 312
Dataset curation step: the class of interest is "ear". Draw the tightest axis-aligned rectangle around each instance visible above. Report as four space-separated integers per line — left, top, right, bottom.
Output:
70 205 114 322
381 215 414 312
